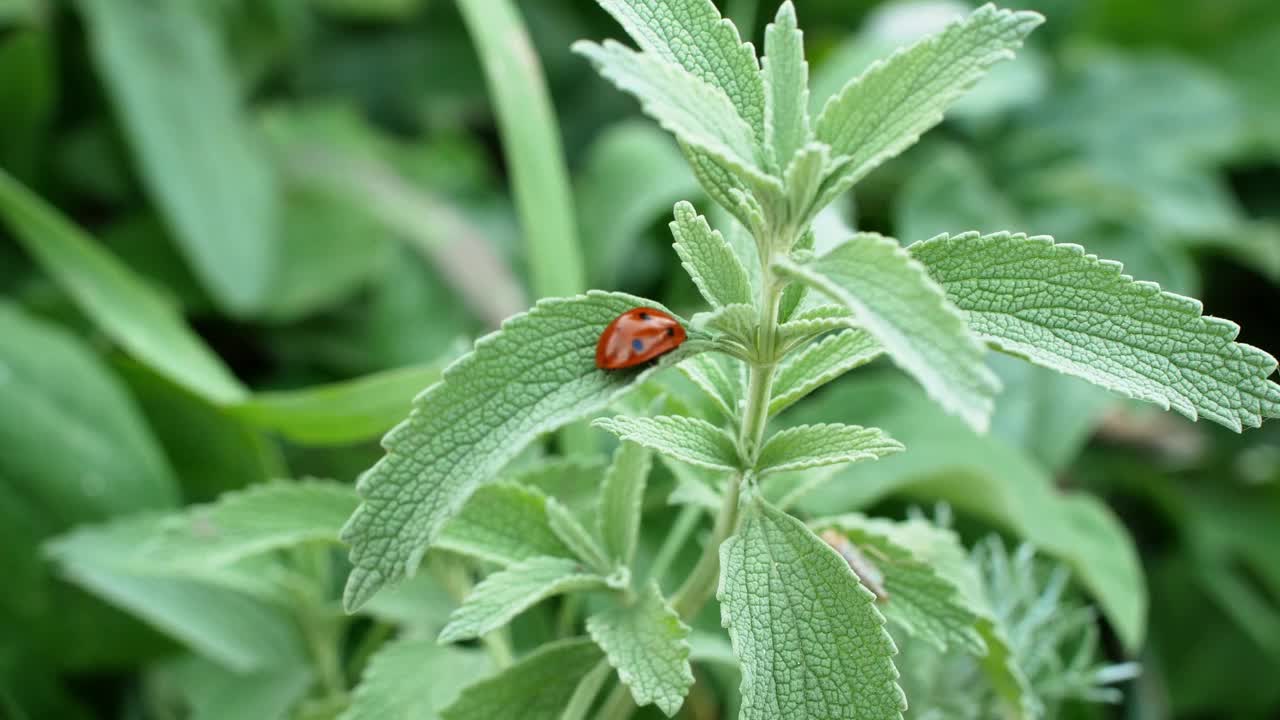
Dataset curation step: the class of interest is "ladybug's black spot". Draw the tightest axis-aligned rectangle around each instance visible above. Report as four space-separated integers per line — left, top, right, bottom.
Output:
631 339 644 352
638 311 650 320
666 327 675 337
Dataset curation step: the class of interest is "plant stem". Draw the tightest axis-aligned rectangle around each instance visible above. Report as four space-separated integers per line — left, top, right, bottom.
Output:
431 556 515 668
645 504 703 590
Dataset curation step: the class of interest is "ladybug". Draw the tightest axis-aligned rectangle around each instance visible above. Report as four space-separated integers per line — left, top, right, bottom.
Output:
595 308 687 370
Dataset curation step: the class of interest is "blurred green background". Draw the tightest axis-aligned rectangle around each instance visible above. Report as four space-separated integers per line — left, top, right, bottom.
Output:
1 0 1278 718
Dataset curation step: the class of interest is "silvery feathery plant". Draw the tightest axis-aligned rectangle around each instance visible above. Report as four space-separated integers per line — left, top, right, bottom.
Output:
326 2 1280 719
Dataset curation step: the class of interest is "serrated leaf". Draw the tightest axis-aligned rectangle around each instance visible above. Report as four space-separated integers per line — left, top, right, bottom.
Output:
718 497 905 720
598 442 653 566
440 638 604 720
47 516 305 672
911 232 1280 430
670 200 753 308
438 557 607 644
678 353 743 419
693 302 758 352
0 170 246 404
574 40 761 179
756 423 903 475
340 639 489 720
140 480 357 569
814 4 1042 204
340 292 705 612
0 304 177 523
771 330 882 416
586 582 694 716
781 142 829 224
762 2 809 171
812 515 986 654
232 362 448 446
436 483 575 567
777 233 999 431
79 0 278 314
591 0 765 141
593 415 740 471
790 372 1147 652
775 303 858 349
546 497 615 574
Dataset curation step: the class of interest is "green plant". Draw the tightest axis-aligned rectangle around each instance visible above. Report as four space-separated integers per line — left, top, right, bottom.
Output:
328 1 1279 718
16 1 1279 719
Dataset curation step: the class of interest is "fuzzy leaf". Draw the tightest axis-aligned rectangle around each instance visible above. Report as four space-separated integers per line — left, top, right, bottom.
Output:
598 442 653 566
718 497 905 720
694 302 758 351
140 480 357 568
435 483 575 567
340 639 489 720
911 232 1280 430
546 498 615 574
79 0 278 314
678 353 744 419
814 4 1042 204
775 303 858 349
771 329 882 416
762 2 810 171
670 201 753 308
440 638 604 720
812 515 986 654
573 40 760 178
593 415 740 471
755 423 903 475
340 292 704 611
776 233 999 431
586 582 694 716
591 0 765 140
438 558 607 644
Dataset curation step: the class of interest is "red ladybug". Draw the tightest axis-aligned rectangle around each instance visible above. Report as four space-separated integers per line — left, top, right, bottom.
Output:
596 308 687 370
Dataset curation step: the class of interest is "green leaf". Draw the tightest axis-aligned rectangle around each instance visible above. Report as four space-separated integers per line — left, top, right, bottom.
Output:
790 372 1147 651
775 303 857 350
455 0 583 302
911 232 1280 430
770 329 882 416
814 4 1042 204
591 0 765 141
776 233 999 431
762 2 810 172
670 201 753 308
436 483 575 567
0 304 177 523
78 0 278 314
232 363 447 446
510 456 609 518
812 516 986 654
155 656 312 720
694 303 758 352
439 557 607 644
47 516 305 672
598 442 653 567
573 40 763 182
593 415 740 471
138 481 357 569
678 353 744 419
440 638 605 720
341 639 489 720
718 497 905 720
586 582 694 716
546 498 615 574
0 170 246 404
756 423 903 475
340 292 705 611
578 122 700 288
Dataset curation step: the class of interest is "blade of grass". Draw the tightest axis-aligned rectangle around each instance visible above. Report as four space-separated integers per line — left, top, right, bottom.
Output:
457 0 592 455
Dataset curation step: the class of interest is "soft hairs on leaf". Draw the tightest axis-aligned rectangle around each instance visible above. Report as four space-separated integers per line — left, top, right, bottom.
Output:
755 423 904 475
669 201 754 308
813 4 1043 207
340 292 704 611
593 414 741 471
776 233 1000 432
719 498 906 720
440 638 604 720
586 582 694 715
911 232 1280 430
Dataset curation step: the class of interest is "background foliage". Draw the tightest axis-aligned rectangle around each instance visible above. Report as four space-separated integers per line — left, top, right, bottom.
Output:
1 0 1278 718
